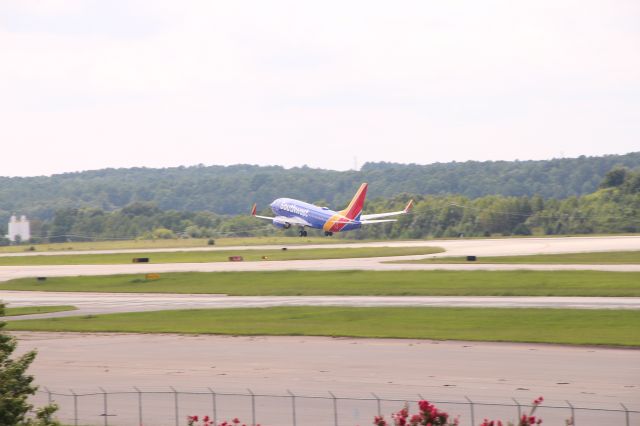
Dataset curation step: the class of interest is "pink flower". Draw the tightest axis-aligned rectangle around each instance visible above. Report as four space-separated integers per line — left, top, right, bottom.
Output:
392 406 409 426
373 415 388 426
409 414 423 424
419 400 431 412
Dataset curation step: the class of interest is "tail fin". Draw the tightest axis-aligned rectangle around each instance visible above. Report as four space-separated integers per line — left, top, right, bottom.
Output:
404 199 414 213
251 203 257 216
340 183 368 220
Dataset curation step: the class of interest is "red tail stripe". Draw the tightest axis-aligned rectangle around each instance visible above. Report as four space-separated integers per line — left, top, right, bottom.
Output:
342 183 368 220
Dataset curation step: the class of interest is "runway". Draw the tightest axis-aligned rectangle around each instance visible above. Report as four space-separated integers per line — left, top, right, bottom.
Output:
1 258 640 282
3 291 640 320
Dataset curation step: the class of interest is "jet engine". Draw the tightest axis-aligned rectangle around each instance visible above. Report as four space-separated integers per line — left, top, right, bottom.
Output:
272 218 292 229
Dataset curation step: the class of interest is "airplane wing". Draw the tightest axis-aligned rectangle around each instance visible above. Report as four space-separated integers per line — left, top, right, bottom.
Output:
273 215 312 226
251 204 312 227
359 200 414 221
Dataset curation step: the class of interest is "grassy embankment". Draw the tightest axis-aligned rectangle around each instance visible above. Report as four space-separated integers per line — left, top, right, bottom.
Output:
0 236 371 254
2 270 639 296
4 306 76 316
0 246 443 266
5 306 639 346
400 251 640 264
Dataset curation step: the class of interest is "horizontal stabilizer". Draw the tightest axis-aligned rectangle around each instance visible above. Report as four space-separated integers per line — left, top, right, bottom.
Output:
251 203 275 220
360 219 397 224
360 199 413 220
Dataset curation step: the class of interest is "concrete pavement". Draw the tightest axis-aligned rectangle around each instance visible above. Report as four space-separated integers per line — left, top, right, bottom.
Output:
13 332 640 426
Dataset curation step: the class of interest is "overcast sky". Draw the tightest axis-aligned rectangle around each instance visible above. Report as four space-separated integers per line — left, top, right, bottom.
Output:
1 1 639 177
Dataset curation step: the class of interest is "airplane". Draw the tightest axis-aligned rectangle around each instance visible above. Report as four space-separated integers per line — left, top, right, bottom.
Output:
251 183 413 236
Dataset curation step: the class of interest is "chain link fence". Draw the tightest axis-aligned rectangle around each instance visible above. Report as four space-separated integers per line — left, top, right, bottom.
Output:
33 387 638 426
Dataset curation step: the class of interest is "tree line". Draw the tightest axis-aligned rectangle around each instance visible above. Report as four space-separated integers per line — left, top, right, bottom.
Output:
2 166 638 244
1 152 639 224
353 166 640 240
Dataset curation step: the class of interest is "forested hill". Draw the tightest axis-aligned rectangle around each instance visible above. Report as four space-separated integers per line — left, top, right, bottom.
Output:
1 152 640 220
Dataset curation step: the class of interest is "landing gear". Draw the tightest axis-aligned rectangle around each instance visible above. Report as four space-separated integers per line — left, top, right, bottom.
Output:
324 231 333 237
299 229 308 237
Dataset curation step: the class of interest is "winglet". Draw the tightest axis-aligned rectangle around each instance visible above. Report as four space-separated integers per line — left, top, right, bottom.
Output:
251 203 257 216
404 199 414 213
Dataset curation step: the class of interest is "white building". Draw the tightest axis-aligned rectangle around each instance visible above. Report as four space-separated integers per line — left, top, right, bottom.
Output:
7 215 31 242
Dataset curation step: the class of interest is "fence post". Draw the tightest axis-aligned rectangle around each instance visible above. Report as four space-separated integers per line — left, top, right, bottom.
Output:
44 387 52 405
208 388 217 425
70 389 78 426
329 391 338 426
287 390 297 426
99 387 108 426
621 403 630 426
134 387 143 426
512 398 521 420
372 393 381 417
465 396 475 426
566 400 575 425
247 388 256 426
170 386 179 426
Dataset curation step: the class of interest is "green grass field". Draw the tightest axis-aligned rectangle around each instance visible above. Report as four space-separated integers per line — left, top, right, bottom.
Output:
0 236 369 254
399 251 640 264
2 270 639 296
5 306 639 346
0 246 443 266
4 306 76 316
